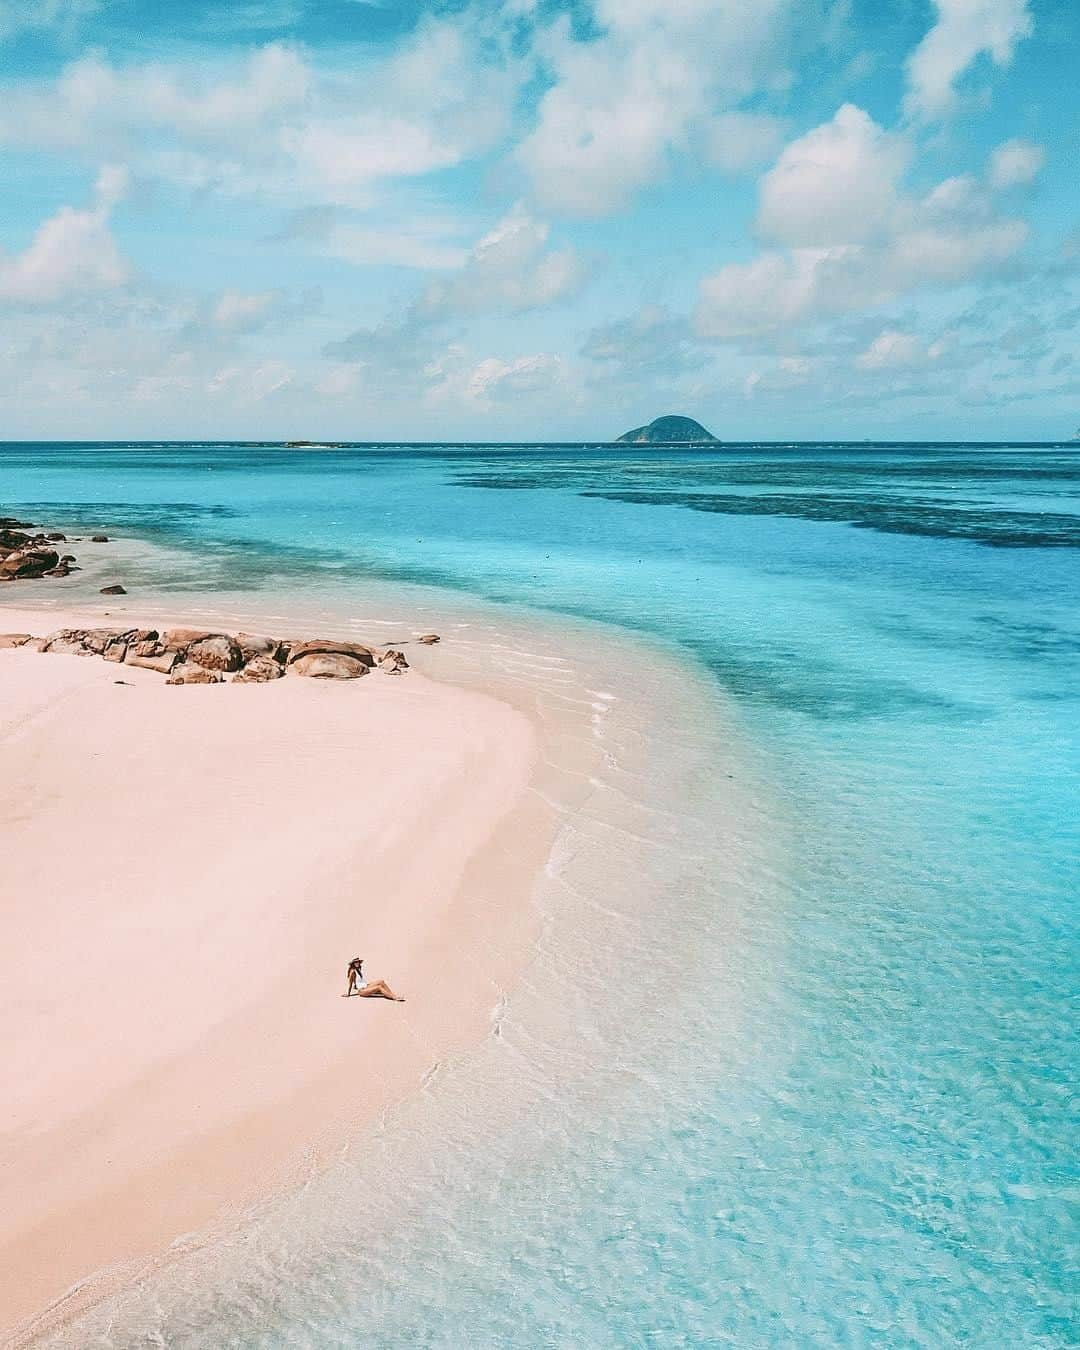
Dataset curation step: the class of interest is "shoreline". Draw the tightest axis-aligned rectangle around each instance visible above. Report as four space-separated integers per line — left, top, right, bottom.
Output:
2 546 765 1348
0 595 575 1344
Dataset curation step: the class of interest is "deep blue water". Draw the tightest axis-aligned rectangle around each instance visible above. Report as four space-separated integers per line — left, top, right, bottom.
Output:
3 442 1078 1348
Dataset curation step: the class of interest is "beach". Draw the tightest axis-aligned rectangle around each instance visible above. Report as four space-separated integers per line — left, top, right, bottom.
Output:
1 440 1076 1347
0 599 552 1341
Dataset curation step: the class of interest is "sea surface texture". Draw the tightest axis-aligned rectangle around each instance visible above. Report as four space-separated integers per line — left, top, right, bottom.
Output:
2 442 1078 1348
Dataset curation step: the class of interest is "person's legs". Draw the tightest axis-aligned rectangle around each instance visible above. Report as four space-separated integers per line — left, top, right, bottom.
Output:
357 980 405 1002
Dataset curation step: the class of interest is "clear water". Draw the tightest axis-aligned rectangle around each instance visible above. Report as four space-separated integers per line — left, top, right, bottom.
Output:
2 442 1078 1348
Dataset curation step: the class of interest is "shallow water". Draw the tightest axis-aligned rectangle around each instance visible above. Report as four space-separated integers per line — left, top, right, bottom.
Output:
2 442 1078 1347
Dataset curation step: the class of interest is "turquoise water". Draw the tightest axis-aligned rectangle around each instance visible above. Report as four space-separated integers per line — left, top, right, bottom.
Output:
3 443 1078 1347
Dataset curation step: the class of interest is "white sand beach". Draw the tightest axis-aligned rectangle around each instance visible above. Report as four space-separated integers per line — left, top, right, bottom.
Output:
0 602 549 1340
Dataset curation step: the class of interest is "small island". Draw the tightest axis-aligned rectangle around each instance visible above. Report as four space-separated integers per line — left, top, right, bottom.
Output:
615 415 718 445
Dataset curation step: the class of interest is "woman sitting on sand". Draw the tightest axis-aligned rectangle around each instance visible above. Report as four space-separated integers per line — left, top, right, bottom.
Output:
344 957 405 1002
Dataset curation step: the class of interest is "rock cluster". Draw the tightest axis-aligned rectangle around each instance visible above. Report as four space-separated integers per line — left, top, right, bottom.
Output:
1 512 114 585
8 626 414 685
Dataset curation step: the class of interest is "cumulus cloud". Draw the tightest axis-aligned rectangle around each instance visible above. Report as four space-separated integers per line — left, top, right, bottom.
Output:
0 17 520 205
417 204 589 319
904 0 1033 120
988 138 1045 189
696 105 1028 338
0 166 129 306
515 0 790 215
756 104 907 247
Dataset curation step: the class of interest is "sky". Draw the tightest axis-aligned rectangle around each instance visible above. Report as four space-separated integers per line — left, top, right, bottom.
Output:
0 0 1076 441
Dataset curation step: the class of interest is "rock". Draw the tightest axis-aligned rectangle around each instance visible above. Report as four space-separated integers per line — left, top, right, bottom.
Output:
232 654 284 683
91 535 110 543
103 637 129 663
60 554 76 562
42 565 71 577
378 648 409 673
0 548 60 579
0 633 33 648
46 532 66 542
285 638 377 667
81 628 132 655
166 664 223 685
416 633 441 645
288 652 370 680
40 630 94 657
236 632 282 661
100 584 127 595
0 529 31 550
163 628 217 650
125 650 178 674
186 635 243 672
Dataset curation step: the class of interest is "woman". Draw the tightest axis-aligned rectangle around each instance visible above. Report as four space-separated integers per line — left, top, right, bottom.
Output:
344 957 405 1002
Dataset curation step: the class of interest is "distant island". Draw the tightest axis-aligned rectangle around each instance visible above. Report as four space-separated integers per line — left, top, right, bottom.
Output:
615 415 718 445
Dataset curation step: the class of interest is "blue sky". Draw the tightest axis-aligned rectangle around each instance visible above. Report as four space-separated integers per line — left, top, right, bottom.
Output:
0 0 1076 440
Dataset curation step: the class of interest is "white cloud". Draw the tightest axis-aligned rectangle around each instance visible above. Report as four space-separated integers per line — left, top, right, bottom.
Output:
430 352 573 409
757 104 907 247
855 329 945 370
417 204 589 318
696 105 1028 338
0 166 129 306
0 18 520 206
745 355 812 396
904 0 1033 120
988 138 1044 189
515 0 790 215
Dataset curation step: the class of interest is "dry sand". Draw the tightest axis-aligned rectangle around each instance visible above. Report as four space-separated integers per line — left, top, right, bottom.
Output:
0 604 548 1342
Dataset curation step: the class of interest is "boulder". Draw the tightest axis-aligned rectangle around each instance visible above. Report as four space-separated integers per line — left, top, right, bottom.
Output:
166 664 223 685
46 532 66 542
378 648 409 673
40 631 94 657
81 628 132 655
0 529 31 550
286 638 377 667
100 584 127 595
103 637 130 663
91 535 110 543
288 652 370 680
232 654 284 683
128 636 164 657
0 633 32 648
0 548 60 579
163 628 217 650
236 632 282 661
186 634 243 672
125 650 178 674
416 633 441 645
42 565 71 577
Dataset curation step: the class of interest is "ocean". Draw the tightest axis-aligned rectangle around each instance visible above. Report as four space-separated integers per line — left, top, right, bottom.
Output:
2 441 1077 1348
